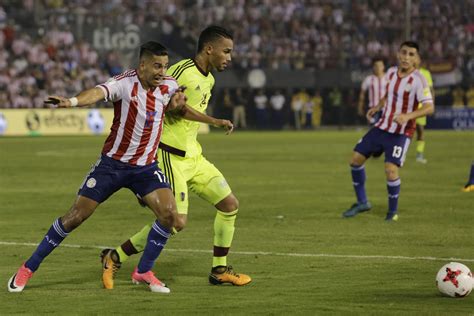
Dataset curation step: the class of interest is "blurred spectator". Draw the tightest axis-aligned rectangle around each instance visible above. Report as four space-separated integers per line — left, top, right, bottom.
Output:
466 84 474 108
269 89 285 130
310 90 323 128
291 89 309 130
221 88 233 120
329 87 343 127
452 86 466 107
233 88 247 129
254 89 268 129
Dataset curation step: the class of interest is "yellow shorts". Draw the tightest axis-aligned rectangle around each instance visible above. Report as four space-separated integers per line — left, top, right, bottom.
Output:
158 149 232 214
416 116 426 126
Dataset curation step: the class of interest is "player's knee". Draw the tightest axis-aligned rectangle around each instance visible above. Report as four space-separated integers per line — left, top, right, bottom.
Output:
154 203 177 228
350 152 365 166
384 165 399 180
217 195 239 213
174 216 187 232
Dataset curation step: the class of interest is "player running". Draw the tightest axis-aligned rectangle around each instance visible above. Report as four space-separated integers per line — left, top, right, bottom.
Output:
100 26 251 289
342 41 434 221
7 41 232 293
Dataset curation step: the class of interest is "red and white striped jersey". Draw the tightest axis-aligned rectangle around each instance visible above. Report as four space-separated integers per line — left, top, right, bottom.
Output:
361 74 387 108
96 69 179 166
375 66 433 137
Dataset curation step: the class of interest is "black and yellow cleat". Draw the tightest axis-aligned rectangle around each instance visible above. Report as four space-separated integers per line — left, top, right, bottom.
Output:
462 184 474 192
100 248 121 289
209 266 251 286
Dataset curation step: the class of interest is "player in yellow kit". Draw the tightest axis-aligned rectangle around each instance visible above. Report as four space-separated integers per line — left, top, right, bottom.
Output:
100 26 251 289
414 56 434 163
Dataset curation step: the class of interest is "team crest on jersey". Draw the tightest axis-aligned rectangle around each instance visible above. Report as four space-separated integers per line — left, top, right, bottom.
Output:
162 93 170 105
131 95 139 102
86 177 96 188
404 84 412 92
145 111 157 128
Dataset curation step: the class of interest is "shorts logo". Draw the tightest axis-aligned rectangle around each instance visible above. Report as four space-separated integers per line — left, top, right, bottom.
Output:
219 179 228 188
180 192 186 201
86 178 97 188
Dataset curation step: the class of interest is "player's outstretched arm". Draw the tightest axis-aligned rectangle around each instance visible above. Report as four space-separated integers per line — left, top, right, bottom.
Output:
44 87 106 108
182 104 234 135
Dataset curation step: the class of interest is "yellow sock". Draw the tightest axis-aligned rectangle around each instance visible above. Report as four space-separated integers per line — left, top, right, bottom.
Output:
416 140 425 154
212 210 238 268
116 224 152 263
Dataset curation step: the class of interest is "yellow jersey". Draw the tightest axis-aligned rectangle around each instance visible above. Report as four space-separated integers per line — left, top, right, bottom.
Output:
160 59 215 157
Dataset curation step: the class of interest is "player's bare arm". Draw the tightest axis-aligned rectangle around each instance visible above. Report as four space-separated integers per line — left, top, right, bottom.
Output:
393 101 434 125
181 104 234 135
357 90 365 116
45 87 106 108
366 96 386 121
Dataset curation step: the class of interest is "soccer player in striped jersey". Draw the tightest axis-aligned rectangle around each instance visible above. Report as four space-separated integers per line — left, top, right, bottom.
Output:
100 26 251 289
7 41 232 293
342 41 434 221
358 58 386 124
413 55 434 164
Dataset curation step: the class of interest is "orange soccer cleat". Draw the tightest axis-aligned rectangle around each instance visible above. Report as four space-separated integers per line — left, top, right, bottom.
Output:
209 265 252 286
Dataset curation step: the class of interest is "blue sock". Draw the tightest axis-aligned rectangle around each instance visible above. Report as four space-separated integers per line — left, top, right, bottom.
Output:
469 162 474 184
137 220 170 274
351 164 367 204
25 218 69 272
387 178 401 213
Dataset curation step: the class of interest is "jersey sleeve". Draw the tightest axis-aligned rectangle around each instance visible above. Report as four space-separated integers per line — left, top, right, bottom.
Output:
96 77 123 102
415 75 433 104
361 76 370 91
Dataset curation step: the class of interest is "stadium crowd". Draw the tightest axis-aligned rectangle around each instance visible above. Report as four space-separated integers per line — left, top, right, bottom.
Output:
0 0 472 110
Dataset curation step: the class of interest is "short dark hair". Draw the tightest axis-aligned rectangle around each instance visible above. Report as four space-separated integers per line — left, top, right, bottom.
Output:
197 25 233 53
399 41 419 52
372 57 385 65
139 41 168 59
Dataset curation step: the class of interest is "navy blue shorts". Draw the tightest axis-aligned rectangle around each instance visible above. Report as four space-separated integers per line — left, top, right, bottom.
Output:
78 154 170 203
354 127 411 167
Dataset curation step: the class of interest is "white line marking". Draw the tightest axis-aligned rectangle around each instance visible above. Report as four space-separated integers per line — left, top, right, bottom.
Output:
1 241 473 262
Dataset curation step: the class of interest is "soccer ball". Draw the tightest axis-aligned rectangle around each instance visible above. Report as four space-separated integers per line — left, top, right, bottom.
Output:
436 262 473 298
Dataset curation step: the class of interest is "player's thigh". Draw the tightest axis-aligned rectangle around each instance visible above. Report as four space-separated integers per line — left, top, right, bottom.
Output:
127 162 170 201
383 133 411 167
188 155 232 206
78 155 123 204
158 150 190 215
142 187 177 228
353 128 383 163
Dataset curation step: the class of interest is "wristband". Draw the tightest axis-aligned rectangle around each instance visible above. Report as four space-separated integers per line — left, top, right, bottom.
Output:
69 97 78 107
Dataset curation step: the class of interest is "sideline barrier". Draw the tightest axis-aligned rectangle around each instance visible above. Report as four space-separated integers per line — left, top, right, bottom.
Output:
0 109 209 136
426 107 474 130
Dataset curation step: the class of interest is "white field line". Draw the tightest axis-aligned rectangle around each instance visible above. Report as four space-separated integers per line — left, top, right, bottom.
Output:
1 241 474 262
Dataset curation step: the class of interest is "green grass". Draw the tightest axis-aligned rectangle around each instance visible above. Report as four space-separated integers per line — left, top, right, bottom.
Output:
0 130 473 315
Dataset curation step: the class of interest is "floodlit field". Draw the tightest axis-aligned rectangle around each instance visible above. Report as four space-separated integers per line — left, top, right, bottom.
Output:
1 130 473 314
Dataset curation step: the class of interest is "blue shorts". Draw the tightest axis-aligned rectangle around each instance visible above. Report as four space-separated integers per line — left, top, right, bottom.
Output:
78 155 170 203
354 127 411 167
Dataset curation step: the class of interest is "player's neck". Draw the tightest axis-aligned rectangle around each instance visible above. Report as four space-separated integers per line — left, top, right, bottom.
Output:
398 66 415 78
194 55 211 75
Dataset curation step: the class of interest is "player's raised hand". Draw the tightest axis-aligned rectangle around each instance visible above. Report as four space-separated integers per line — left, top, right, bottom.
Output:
44 96 71 108
215 119 234 135
168 86 187 111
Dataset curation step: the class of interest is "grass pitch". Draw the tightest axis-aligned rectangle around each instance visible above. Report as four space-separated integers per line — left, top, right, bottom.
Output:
0 130 473 314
